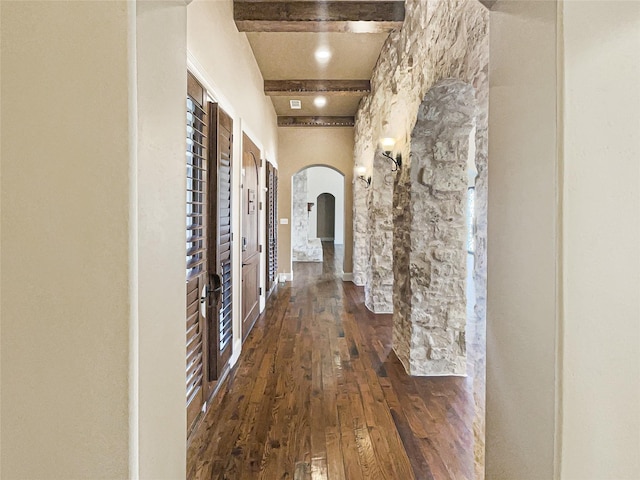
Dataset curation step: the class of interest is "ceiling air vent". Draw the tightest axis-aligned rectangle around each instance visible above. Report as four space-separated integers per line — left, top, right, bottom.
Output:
290 99 302 110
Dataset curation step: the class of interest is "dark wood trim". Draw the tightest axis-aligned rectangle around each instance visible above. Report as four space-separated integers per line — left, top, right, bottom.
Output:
265 79 371 96
278 116 355 127
234 1 404 33
478 0 496 9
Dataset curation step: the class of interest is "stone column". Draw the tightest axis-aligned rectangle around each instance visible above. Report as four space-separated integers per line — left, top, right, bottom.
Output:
352 175 369 286
393 80 477 376
365 150 394 313
292 170 308 261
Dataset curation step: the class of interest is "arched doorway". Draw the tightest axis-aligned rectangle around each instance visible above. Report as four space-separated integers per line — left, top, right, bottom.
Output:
291 165 345 263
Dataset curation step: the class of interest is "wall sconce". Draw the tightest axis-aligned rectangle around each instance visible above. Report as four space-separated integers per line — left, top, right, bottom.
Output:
380 137 402 171
356 165 371 187
307 202 314 213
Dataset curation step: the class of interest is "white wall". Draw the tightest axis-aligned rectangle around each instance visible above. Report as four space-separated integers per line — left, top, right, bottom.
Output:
486 1 560 478
488 1 640 478
186 0 278 350
135 2 188 478
306 166 345 244
561 1 640 478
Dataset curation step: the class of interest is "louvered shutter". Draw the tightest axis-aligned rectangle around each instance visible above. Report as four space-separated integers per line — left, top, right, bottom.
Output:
208 104 234 378
266 163 278 295
186 73 208 432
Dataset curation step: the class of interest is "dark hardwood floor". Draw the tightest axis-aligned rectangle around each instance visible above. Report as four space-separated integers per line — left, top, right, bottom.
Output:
187 243 484 479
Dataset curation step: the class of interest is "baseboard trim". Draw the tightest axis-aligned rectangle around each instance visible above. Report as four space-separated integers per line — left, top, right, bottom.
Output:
342 272 354 282
230 338 242 368
279 272 293 282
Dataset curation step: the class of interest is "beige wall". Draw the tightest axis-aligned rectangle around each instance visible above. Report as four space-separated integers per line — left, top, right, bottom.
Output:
1 2 132 477
486 1 559 478
1 1 188 477
561 1 640 478
187 0 279 349
278 128 354 278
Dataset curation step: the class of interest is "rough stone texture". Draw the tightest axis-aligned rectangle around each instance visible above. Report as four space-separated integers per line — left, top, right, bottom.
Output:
404 79 476 376
364 150 394 313
352 0 489 476
292 170 323 262
352 176 369 285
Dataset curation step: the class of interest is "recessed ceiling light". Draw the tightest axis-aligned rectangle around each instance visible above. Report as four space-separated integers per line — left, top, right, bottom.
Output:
314 96 327 108
314 47 331 63
290 99 302 110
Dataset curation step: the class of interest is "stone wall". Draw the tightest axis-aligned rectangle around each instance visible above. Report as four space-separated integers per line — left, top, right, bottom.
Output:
353 0 488 373
353 0 489 473
364 150 394 313
403 79 477 376
352 177 369 285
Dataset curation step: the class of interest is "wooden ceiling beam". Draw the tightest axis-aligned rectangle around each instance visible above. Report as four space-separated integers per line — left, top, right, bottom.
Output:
478 0 497 9
265 80 371 96
234 1 405 33
278 116 355 127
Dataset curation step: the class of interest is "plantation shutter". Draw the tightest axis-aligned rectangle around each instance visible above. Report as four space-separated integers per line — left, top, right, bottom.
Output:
266 163 278 295
186 72 208 432
208 103 234 378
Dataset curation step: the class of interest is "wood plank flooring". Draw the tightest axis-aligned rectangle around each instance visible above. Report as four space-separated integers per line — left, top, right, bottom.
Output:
187 243 484 480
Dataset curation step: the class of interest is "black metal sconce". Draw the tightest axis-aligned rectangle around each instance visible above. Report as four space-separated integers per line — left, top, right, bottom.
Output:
355 166 371 187
380 137 402 171
382 151 402 171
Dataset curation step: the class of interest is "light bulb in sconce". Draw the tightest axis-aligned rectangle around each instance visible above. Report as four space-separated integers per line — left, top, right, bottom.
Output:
380 137 396 151
355 165 371 187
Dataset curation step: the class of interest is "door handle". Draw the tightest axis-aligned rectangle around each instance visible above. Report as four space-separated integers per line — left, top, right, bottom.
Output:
208 273 223 313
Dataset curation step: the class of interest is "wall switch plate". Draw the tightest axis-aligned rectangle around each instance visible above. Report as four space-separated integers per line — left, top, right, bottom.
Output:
280 218 289 224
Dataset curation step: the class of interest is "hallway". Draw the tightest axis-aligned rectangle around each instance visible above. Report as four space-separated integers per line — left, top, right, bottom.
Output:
187 243 483 479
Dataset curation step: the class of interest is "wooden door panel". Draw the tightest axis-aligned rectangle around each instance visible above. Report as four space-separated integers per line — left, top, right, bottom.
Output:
242 257 260 340
241 133 261 339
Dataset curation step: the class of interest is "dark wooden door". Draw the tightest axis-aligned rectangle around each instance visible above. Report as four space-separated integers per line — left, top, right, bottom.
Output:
207 103 234 381
241 133 261 340
265 162 278 297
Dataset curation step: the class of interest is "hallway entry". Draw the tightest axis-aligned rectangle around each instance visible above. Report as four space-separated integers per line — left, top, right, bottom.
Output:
187 242 484 479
